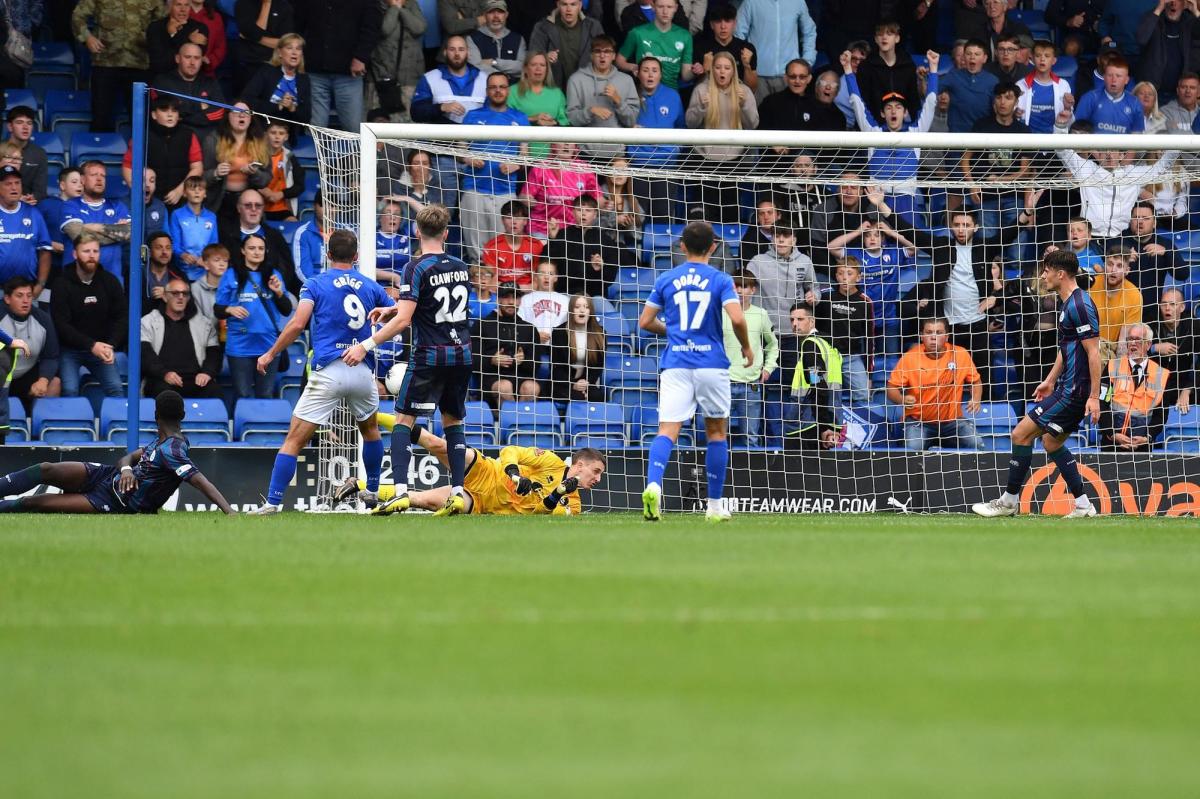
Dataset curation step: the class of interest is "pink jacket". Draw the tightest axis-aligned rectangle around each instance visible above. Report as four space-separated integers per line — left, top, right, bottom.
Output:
523 162 602 236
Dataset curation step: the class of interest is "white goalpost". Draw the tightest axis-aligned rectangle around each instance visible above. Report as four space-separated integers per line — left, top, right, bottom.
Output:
303 120 1200 516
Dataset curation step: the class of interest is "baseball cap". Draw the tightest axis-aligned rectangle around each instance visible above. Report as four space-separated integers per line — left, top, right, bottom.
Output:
0 165 21 180
497 281 520 296
483 0 507 11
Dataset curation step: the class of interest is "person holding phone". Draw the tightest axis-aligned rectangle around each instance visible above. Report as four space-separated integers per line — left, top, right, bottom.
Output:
201 100 272 222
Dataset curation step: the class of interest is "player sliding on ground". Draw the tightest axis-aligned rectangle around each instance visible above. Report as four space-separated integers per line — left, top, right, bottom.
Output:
0 390 234 514
973 250 1102 518
639 221 753 522
246 230 393 514
334 418 606 515
342 204 475 517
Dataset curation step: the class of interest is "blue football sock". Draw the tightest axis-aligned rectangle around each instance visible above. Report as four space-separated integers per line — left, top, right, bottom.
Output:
0 464 42 496
444 423 467 492
391 424 412 491
706 439 729 502
1004 443 1035 496
0 498 24 512
1050 446 1086 499
647 435 675 487
362 438 384 493
266 453 297 506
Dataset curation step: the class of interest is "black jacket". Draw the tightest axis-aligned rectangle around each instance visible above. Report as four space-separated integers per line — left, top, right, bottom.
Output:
547 225 626 298
1136 9 1197 89
145 17 209 76
218 222 299 294
853 49 921 121
51 265 128 352
909 225 1019 316
151 71 227 132
294 0 382 74
758 90 848 133
1119 231 1190 302
472 308 542 383
146 121 201 202
242 64 314 126
548 325 605 402
235 0 295 67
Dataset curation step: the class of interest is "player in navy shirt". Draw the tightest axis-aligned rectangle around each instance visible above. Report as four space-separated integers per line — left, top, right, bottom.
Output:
343 204 474 517
247 230 395 514
974 250 1103 519
0 165 53 288
0 391 233 514
638 221 752 523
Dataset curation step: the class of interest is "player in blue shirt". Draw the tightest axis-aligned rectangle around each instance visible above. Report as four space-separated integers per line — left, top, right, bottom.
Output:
1071 56 1143 134
59 161 132 284
638 221 753 523
974 250 1102 519
0 391 233 514
343 204 474 517
0 165 53 288
246 230 395 514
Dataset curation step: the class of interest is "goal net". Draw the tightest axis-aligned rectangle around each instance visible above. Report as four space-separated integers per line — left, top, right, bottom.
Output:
310 121 1200 516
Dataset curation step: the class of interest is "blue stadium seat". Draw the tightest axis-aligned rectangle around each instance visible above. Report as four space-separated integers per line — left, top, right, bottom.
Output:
715 223 746 257
1054 55 1078 87
565 401 626 443
32 397 96 443
27 72 76 97
1165 405 1200 444
44 90 91 133
1163 438 1200 454
234 399 292 444
277 352 309 398
299 170 320 205
499 400 561 446
607 267 658 300
590 295 617 315
463 400 498 446
572 433 627 448
639 222 683 264
7 397 29 441
604 354 658 390
32 131 67 169
31 41 75 74
4 87 38 115
266 219 302 245
293 135 317 168
183 398 232 442
71 132 128 167
100 397 157 442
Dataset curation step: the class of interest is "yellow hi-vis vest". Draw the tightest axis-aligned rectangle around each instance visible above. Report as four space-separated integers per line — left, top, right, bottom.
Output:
790 333 844 394
1108 357 1169 435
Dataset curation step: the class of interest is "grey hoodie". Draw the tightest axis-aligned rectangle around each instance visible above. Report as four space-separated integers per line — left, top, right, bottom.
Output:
566 63 639 160
746 246 817 334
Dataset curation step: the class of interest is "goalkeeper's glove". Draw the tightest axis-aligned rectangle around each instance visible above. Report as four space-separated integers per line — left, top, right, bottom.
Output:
542 476 580 511
505 464 535 495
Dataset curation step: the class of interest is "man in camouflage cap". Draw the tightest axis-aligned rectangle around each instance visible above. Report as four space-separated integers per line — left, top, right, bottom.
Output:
71 0 166 131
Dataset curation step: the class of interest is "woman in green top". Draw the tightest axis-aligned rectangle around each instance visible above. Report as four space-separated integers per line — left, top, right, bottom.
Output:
508 52 569 159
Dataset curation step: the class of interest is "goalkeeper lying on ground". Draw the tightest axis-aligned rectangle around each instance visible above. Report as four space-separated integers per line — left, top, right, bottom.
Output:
335 413 606 515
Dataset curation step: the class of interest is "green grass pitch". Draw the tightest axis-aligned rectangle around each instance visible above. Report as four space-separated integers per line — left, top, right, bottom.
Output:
1 512 1198 797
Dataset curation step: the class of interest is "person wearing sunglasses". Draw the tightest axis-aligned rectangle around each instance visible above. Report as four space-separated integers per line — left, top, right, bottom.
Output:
140 276 223 399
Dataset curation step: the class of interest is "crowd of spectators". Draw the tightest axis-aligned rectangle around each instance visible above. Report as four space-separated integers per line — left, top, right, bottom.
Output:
1 0 1198 452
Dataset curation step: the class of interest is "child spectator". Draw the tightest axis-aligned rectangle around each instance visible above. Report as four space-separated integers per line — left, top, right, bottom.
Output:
548 195 622 298
123 95 203 209
518 260 570 342
169 176 220 281
745 225 817 335
291 190 327 284
548 294 607 403
723 268 779 447
1064 216 1105 280
1017 40 1074 134
853 20 921 121
190 243 229 323
986 33 1031 83
815 257 875 406
940 38 1000 132
523 142 601 238
1090 243 1145 361
828 219 917 336
374 199 413 287
843 48 940 220
616 0 692 89
1071 55 1143 134
468 264 499 325
482 200 544 288
4 106 47 203
261 121 304 221
39 167 83 262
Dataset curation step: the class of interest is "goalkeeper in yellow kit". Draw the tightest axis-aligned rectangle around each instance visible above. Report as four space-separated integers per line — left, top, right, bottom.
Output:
343 412 606 515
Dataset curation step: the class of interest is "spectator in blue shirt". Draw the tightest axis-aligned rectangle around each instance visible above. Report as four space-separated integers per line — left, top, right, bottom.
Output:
38 167 82 268
735 0 817 102
142 169 169 236
628 55 684 222
1071 55 1145 133
169 176 220 281
291 190 327 285
939 38 1001 132
0 166 53 295
213 233 294 399
458 71 529 261
60 161 132 285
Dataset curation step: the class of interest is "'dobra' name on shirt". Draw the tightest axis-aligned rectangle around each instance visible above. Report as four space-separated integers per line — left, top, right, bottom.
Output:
672 272 710 291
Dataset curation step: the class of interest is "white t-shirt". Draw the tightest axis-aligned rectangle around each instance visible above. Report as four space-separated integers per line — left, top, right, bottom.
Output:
518 291 570 333
945 243 984 326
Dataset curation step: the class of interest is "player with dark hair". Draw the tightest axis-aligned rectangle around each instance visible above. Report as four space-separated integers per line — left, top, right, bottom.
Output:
974 250 1102 518
639 220 753 522
342 204 475 517
0 391 234 514
337 417 606 515
247 229 394 514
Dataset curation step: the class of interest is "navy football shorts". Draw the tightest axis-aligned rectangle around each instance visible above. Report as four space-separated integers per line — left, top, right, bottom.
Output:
394 363 472 420
81 463 133 514
1027 390 1088 437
